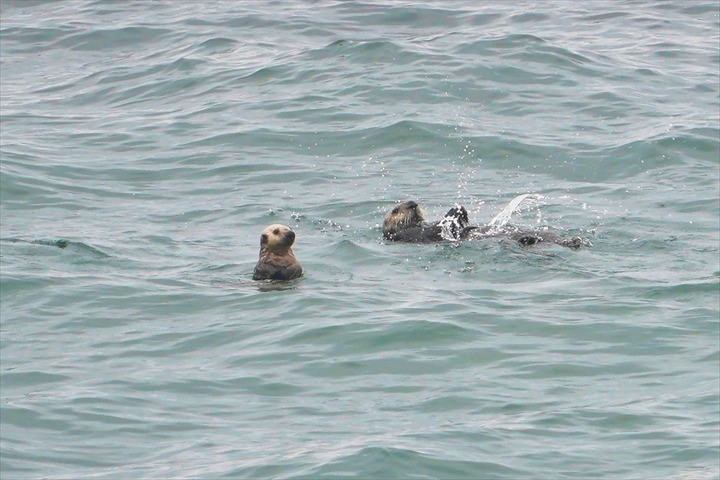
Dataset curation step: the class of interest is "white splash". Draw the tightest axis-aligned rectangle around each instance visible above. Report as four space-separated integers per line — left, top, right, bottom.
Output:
487 193 543 229
438 203 465 241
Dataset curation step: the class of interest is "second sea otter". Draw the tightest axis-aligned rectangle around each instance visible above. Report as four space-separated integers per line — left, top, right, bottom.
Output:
382 200 583 249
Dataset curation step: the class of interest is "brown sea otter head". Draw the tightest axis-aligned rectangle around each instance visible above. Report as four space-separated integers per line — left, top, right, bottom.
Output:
382 200 425 239
259 224 296 256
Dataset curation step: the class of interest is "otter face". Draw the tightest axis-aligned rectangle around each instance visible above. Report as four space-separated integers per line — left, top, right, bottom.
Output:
260 224 296 254
382 200 425 236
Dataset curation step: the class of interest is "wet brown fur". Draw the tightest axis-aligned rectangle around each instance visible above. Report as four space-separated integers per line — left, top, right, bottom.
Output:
382 201 426 239
253 224 303 280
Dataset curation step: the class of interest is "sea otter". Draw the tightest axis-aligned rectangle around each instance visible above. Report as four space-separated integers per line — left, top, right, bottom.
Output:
382 200 583 249
382 200 477 242
253 224 303 280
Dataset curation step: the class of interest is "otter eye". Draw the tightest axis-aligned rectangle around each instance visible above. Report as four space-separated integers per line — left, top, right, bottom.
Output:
392 207 399 214
260 233 268 243
273 228 280 235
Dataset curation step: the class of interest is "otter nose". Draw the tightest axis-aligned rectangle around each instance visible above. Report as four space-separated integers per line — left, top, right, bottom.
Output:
285 230 295 242
406 201 418 209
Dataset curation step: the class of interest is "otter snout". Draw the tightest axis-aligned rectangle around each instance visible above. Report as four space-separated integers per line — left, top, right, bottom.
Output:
284 229 295 245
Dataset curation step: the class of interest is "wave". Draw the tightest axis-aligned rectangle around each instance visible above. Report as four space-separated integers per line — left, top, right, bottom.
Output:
292 446 526 480
1 238 111 257
54 26 174 51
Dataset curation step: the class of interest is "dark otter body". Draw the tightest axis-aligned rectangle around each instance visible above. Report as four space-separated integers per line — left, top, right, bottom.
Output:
382 200 583 249
253 253 303 280
253 224 303 281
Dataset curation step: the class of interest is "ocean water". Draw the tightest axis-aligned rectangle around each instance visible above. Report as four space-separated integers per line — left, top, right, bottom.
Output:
1 1 719 478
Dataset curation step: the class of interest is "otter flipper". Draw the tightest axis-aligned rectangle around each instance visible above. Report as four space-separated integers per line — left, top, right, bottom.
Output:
560 236 584 250
515 234 542 247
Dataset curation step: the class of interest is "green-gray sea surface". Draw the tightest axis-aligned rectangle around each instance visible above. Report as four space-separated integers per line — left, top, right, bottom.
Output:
1 1 718 479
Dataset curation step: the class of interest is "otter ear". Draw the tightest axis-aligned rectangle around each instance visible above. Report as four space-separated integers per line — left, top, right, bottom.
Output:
260 233 268 245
